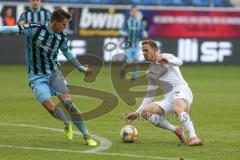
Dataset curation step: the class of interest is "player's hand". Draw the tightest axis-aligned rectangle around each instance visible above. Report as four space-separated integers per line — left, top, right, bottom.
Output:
84 68 92 77
125 112 138 124
159 57 168 65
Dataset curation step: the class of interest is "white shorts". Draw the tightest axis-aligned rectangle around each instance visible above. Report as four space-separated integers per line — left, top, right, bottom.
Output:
153 85 193 114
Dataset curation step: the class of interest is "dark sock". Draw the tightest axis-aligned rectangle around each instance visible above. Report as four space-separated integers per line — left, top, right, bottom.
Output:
62 100 90 139
53 107 70 128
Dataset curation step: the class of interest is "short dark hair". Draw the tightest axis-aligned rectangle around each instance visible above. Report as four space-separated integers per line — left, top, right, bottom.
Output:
142 39 158 50
51 8 71 22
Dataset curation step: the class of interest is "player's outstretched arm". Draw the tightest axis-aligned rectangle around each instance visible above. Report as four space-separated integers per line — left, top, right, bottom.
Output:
135 82 156 114
60 35 92 77
161 53 183 66
0 26 19 34
125 78 157 124
62 48 92 77
125 112 138 124
69 57 92 77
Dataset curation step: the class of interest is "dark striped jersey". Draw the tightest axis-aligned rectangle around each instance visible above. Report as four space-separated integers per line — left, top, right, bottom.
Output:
119 17 147 48
18 23 75 75
18 7 52 25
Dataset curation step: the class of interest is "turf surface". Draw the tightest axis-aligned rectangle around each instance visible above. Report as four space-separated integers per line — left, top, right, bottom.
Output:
0 65 240 160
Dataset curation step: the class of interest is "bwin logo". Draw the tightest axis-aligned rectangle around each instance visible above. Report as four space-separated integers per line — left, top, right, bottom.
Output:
79 8 125 29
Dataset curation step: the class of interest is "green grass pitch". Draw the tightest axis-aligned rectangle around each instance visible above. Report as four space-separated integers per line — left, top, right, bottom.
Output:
0 65 240 160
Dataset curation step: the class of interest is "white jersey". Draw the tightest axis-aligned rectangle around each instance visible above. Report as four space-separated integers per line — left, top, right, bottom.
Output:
152 53 187 89
136 53 189 114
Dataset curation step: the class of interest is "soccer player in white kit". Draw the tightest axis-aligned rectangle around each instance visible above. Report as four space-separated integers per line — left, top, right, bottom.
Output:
125 39 202 146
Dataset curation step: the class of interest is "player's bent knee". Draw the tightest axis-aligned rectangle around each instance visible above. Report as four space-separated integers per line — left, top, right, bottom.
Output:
173 99 188 115
44 106 55 114
62 99 78 113
42 99 56 114
141 103 159 119
173 105 185 116
58 94 71 101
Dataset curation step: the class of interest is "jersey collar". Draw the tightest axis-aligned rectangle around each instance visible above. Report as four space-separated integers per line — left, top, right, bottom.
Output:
31 7 41 12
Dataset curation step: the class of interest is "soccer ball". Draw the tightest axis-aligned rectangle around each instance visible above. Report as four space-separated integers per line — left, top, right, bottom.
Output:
120 125 138 143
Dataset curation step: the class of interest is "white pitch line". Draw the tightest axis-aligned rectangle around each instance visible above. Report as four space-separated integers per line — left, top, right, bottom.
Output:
0 144 185 160
85 134 111 153
0 122 192 160
0 122 111 153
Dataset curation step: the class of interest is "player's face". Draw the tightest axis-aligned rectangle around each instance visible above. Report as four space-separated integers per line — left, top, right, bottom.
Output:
130 8 138 19
31 0 41 9
52 18 68 33
142 44 156 61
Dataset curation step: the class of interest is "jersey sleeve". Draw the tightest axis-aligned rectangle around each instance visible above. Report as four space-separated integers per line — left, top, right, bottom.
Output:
59 36 70 55
18 12 26 23
136 76 157 115
61 48 75 60
61 47 87 72
18 23 40 37
59 37 75 60
162 53 183 66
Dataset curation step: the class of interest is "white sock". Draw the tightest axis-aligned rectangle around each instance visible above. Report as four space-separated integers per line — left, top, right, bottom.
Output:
179 112 197 138
148 114 177 132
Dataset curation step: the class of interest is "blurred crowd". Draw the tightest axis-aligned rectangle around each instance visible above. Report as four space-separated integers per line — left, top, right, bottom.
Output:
0 0 235 28
0 7 15 27
0 0 234 7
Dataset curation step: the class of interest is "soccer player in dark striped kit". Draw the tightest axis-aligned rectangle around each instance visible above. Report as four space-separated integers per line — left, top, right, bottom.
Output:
119 6 148 81
0 8 97 146
18 0 52 25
